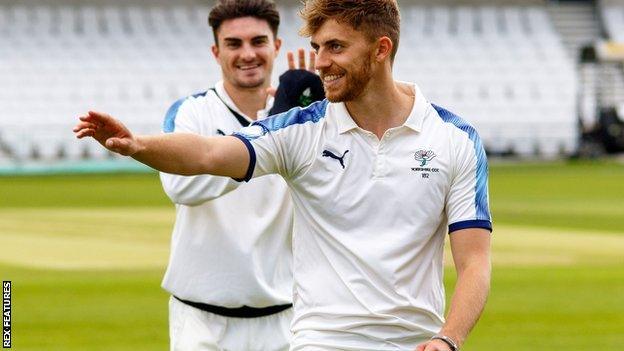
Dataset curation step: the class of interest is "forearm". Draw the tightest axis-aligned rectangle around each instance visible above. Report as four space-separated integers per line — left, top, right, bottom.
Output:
439 260 491 347
131 133 216 175
160 172 240 205
133 133 249 180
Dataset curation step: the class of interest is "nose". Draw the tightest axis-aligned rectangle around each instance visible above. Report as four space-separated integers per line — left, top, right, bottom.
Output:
314 49 330 71
240 43 257 61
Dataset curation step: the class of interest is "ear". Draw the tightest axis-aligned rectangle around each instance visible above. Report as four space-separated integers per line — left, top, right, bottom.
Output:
375 36 393 63
273 37 282 57
211 44 219 60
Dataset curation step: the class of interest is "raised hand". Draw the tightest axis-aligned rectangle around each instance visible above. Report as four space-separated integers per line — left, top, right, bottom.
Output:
287 47 316 72
267 48 318 97
73 111 142 156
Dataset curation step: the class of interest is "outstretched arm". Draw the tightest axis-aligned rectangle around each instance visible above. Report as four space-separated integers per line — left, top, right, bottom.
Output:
73 111 249 178
416 228 491 351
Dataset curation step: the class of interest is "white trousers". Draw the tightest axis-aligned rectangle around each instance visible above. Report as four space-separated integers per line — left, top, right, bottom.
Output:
169 296 293 351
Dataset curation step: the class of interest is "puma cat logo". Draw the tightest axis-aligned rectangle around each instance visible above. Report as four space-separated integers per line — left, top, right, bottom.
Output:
322 149 349 169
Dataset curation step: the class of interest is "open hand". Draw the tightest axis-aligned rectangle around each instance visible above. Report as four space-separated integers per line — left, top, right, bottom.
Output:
73 111 141 156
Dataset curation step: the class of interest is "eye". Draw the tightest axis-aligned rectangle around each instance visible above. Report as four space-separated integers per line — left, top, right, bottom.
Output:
330 43 343 52
252 38 269 46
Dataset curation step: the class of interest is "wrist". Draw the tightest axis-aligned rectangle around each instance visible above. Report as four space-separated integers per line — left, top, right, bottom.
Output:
133 135 147 156
430 334 459 351
438 329 463 348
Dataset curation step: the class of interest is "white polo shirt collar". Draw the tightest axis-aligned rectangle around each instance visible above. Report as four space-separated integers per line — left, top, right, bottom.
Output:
214 80 274 121
334 82 428 135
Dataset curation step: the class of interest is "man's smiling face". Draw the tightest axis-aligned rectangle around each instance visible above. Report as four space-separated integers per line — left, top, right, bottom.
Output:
311 19 375 102
212 16 281 90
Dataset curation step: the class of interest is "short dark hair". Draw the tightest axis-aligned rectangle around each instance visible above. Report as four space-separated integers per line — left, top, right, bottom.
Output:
299 0 400 61
208 0 280 45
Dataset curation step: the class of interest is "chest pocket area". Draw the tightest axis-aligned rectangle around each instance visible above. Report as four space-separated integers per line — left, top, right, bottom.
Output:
295 142 363 210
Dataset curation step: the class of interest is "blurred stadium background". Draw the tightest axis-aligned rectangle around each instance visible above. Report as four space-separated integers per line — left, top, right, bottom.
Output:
0 0 623 350
1 0 624 167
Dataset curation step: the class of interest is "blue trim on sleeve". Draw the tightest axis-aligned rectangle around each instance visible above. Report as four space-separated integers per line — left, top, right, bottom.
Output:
255 99 329 135
233 100 329 141
163 91 208 133
229 100 329 180
449 220 492 233
231 134 256 182
432 104 491 222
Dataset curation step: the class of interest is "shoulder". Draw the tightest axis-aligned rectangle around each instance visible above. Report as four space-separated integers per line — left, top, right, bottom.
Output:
429 103 482 145
430 104 488 171
256 99 330 134
234 99 330 143
165 90 214 118
163 90 218 133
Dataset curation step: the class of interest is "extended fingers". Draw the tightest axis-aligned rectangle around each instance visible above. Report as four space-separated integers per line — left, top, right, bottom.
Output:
73 121 97 132
287 49 316 72
287 51 295 70
74 128 95 139
88 110 111 119
298 48 306 69
308 50 316 72
73 119 98 138
81 110 112 125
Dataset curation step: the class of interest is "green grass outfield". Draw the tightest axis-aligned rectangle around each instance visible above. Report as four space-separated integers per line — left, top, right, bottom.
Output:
1 161 623 350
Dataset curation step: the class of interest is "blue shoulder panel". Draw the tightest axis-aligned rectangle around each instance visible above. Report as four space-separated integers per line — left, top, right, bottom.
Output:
163 91 208 133
232 99 329 141
432 104 491 226
258 99 329 133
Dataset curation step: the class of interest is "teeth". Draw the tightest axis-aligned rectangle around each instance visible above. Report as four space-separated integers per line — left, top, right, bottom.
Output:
324 74 343 82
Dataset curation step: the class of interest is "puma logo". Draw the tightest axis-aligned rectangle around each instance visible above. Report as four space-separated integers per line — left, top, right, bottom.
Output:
216 129 226 136
322 149 349 169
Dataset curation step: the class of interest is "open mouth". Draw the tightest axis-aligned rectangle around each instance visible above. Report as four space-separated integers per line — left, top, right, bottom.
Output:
322 73 345 87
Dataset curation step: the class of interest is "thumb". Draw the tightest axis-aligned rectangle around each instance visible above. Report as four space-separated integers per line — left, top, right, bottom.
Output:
105 138 134 155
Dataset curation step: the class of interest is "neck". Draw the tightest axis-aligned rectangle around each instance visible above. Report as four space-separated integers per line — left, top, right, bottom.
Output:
222 80 269 120
344 69 415 139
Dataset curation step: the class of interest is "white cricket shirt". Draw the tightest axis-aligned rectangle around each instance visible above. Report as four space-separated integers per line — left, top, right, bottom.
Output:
160 81 294 308
233 83 492 350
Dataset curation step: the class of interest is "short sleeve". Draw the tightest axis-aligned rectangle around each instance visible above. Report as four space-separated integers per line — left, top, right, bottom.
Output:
431 104 493 234
233 100 329 181
446 130 492 233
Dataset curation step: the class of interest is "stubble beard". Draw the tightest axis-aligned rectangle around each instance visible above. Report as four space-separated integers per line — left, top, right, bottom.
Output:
325 55 373 103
